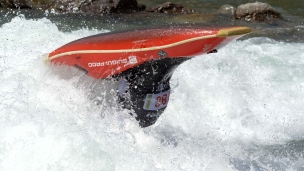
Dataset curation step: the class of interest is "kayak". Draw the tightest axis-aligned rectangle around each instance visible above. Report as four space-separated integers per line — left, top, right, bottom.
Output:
45 26 251 79
45 26 251 127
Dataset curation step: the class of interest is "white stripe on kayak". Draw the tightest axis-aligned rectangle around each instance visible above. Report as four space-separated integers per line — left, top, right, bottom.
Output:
46 34 217 61
45 27 251 61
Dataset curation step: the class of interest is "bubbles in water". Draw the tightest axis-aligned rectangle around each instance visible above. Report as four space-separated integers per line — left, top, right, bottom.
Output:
1 16 304 170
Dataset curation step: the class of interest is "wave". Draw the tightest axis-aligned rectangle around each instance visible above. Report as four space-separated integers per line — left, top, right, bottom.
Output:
1 16 304 170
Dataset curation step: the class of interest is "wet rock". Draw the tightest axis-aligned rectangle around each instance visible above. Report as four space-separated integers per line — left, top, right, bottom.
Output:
234 2 282 21
0 0 52 9
79 0 140 14
0 1 12 8
52 0 141 14
146 2 196 14
0 0 143 14
218 4 235 16
0 0 26 8
115 0 141 12
53 0 107 13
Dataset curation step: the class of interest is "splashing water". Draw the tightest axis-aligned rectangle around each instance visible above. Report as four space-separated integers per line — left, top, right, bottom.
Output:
1 16 304 171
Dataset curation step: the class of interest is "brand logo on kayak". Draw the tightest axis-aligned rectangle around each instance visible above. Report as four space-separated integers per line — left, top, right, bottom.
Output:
128 56 138 64
88 56 138 68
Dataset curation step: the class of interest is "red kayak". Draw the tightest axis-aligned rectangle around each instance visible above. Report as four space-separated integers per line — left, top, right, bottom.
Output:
45 26 250 79
45 26 250 127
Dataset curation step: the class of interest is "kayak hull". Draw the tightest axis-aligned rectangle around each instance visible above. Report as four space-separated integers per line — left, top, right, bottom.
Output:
45 26 251 79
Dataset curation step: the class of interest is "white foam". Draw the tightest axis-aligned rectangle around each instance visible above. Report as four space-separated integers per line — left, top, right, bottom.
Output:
1 16 304 170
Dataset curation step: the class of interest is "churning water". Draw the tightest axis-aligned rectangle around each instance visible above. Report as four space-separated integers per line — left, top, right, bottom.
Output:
1 16 304 170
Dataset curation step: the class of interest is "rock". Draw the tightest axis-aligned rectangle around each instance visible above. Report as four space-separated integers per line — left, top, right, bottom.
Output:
0 1 12 8
78 0 112 14
218 4 235 16
26 0 55 9
0 0 23 8
0 0 143 14
234 1 282 21
115 0 140 12
146 2 196 14
0 0 49 9
54 0 141 14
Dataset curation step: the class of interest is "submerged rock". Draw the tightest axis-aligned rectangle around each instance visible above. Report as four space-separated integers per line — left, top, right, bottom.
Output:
218 4 235 16
234 2 282 21
146 2 196 14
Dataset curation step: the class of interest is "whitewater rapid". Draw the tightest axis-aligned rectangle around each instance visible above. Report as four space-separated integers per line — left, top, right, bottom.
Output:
1 16 304 170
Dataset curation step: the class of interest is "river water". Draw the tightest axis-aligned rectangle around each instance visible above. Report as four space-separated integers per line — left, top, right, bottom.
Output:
0 0 304 170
